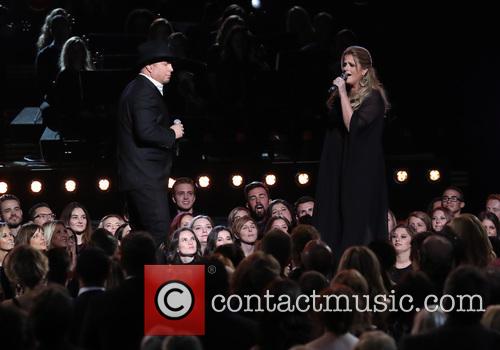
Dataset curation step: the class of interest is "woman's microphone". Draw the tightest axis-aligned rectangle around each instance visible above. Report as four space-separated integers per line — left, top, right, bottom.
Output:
328 71 349 94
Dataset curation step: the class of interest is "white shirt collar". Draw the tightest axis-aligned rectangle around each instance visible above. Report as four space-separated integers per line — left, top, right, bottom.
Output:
140 73 164 95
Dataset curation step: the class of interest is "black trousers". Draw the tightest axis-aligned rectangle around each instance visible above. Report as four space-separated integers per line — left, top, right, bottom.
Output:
125 186 170 246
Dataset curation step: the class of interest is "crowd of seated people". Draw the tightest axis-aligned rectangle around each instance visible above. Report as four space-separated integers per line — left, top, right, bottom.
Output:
1 179 500 349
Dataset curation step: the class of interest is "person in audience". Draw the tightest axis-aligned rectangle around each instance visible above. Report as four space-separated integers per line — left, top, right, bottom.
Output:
431 206 452 233
260 228 292 275
60 202 92 249
411 307 447 335
15 223 47 251
2 245 49 313
0 194 24 236
295 196 315 222
389 224 415 284
449 213 496 268
407 211 431 233
388 209 397 234
171 177 197 215
264 215 292 235
441 186 465 217
231 215 258 257
0 223 14 300
98 214 125 236
204 225 234 255
268 199 296 227
165 227 202 264
427 196 444 213
301 239 335 280
148 17 174 42
29 202 55 226
485 194 500 220
42 220 68 249
244 181 271 232
168 212 194 237
354 331 396 350
304 284 358 350
0 223 14 265
227 206 251 228
81 231 157 350
36 8 70 51
332 269 375 336
289 225 321 279
115 222 131 243
478 210 499 237
401 265 500 350
72 247 110 343
189 215 214 252
481 305 500 333
30 284 75 350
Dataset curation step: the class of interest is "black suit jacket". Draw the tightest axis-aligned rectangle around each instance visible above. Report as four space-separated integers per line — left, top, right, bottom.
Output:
117 75 176 191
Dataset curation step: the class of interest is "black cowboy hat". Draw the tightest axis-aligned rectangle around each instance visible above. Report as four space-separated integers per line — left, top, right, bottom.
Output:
136 40 177 68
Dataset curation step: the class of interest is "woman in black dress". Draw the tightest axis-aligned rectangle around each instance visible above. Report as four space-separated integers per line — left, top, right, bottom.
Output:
314 46 389 253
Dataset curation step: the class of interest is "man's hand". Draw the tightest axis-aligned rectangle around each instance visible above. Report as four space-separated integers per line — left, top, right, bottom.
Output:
170 122 184 139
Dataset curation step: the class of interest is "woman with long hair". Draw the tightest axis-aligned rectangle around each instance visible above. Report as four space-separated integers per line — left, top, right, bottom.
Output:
315 46 390 252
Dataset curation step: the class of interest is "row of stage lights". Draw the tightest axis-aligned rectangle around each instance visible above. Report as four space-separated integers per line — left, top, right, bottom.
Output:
0 172 312 195
0 169 441 194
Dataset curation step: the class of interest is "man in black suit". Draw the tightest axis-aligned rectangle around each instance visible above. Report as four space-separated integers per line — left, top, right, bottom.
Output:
117 40 184 246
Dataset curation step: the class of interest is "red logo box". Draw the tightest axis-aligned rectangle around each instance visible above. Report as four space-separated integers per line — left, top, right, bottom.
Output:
145 265 205 335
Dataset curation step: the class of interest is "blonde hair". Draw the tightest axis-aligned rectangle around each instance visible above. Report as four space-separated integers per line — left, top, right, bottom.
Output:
328 46 390 113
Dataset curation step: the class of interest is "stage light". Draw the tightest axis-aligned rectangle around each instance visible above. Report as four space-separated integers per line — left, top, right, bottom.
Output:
64 179 77 192
231 175 244 187
428 169 441 182
0 181 7 194
198 175 210 188
98 178 110 191
296 172 310 185
265 174 277 186
395 170 409 184
251 0 261 9
30 180 42 193
168 177 175 189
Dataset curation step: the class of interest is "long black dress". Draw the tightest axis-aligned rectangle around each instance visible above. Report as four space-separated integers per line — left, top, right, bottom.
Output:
314 89 388 253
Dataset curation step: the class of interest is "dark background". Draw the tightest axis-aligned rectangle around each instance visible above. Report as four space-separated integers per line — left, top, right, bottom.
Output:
0 0 499 220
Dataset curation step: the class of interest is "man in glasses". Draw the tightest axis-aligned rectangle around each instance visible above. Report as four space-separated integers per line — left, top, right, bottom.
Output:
29 202 56 226
0 194 24 236
441 186 465 218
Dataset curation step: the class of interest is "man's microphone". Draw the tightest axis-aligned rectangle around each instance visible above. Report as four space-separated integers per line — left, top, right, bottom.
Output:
328 71 349 94
174 119 181 156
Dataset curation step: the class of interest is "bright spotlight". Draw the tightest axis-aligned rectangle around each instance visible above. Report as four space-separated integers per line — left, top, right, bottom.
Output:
65 179 77 192
31 180 42 193
198 175 210 188
231 175 244 187
395 170 409 184
296 172 310 185
251 0 261 9
428 169 441 182
98 178 110 191
265 174 277 186
168 177 175 189
0 181 8 194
